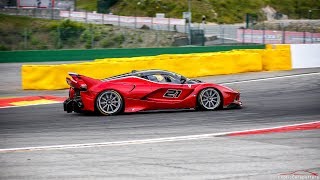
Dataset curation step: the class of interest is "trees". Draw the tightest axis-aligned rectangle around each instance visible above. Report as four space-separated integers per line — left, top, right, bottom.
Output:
98 0 119 13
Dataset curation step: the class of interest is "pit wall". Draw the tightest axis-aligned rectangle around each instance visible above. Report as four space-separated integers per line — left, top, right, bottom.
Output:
22 47 292 90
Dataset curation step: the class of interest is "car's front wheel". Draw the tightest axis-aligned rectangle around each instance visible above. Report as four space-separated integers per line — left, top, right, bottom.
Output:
197 88 221 110
96 90 123 115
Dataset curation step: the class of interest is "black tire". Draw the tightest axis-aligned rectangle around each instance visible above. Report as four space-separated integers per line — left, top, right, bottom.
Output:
96 90 123 116
197 88 222 110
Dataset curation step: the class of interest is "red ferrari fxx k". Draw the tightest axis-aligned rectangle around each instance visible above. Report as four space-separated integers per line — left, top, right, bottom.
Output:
64 70 242 115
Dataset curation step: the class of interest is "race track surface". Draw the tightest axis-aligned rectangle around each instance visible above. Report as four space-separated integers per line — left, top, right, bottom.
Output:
0 66 319 179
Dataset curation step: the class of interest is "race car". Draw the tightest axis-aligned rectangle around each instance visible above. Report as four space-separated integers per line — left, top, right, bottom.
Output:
64 70 242 115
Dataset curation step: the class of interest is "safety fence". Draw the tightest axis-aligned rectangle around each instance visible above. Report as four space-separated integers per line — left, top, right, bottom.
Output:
22 45 291 90
2 8 319 49
238 29 320 44
8 23 319 52
60 10 186 32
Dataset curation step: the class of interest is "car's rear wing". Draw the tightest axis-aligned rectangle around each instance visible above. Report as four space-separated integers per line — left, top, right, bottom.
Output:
66 72 101 91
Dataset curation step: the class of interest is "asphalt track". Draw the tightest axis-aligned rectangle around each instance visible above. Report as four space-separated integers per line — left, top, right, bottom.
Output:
0 65 320 179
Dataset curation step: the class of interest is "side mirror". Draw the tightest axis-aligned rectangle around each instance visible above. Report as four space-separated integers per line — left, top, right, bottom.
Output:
180 76 187 84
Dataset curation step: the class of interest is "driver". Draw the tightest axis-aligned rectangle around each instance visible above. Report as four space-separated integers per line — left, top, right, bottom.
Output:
154 74 166 83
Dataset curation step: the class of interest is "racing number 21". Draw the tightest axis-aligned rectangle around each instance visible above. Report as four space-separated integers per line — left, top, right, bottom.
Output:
164 89 182 98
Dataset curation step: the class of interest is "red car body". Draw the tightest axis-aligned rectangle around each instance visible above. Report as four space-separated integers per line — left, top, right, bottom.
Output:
64 70 242 115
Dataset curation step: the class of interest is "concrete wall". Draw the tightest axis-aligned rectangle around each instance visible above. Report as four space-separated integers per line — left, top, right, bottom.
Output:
291 44 320 69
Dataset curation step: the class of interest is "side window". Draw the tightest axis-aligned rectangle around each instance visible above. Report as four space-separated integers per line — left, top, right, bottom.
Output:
147 74 166 83
140 75 149 80
163 74 180 84
146 74 180 84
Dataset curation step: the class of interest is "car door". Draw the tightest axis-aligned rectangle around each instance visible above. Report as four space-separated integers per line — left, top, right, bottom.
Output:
145 73 195 109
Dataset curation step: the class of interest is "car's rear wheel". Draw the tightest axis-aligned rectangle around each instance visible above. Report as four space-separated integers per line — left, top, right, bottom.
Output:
198 88 221 110
96 90 123 115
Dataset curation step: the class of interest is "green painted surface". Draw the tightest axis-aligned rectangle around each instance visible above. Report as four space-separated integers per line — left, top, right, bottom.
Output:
0 45 265 63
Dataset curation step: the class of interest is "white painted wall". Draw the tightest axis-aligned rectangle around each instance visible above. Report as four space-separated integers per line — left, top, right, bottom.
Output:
291 44 320 69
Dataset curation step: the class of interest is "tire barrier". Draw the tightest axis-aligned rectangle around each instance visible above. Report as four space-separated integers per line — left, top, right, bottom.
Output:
22 48 291 90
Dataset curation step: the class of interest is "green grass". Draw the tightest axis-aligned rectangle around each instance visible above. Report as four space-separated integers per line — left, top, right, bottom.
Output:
76 0 320 24
76 0 98 12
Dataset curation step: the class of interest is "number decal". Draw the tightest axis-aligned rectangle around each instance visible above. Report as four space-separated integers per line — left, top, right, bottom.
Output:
163 89 182 98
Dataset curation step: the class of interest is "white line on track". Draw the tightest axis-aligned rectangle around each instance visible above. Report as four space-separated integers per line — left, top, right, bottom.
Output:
1 121 319 153
221 72 320 85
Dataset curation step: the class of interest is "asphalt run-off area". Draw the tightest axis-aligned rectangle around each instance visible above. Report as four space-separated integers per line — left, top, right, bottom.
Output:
0 64 319 179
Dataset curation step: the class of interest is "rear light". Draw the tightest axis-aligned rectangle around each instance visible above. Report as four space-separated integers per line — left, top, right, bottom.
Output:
80 84 87 91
